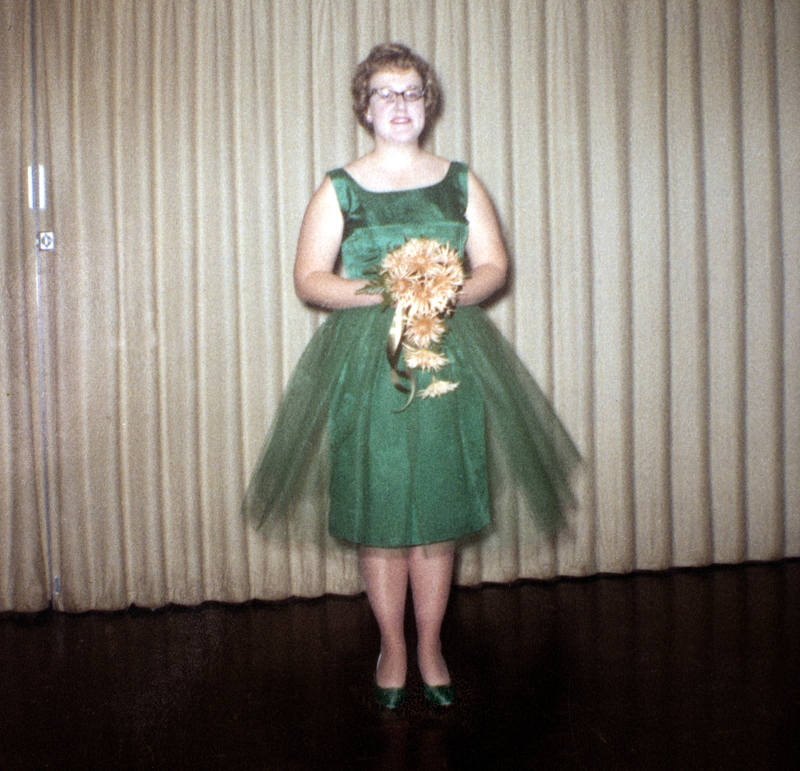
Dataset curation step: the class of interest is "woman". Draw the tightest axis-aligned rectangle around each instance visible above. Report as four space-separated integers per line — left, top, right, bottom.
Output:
244 43 579 709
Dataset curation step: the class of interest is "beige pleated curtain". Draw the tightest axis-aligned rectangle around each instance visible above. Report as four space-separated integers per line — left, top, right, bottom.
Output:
1 0 798 612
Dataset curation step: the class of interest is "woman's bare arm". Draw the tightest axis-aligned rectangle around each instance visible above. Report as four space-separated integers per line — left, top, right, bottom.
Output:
459 171 508 306
293 177 381 310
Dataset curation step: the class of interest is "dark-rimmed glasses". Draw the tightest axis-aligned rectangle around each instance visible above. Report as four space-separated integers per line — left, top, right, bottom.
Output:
369 86 426 104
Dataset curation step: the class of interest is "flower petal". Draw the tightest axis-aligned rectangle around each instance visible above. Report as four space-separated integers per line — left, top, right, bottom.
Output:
419 379 460 398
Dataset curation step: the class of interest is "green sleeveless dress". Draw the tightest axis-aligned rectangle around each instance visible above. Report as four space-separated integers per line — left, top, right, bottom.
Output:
243 162 579 548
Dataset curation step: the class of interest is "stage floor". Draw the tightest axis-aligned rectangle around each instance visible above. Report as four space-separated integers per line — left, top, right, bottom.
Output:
2 560 798 769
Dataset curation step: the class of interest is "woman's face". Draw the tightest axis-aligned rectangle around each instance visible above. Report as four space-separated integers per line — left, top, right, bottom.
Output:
365 68 426 145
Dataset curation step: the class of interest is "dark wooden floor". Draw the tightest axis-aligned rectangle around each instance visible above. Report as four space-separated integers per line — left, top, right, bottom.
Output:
1 560 798 770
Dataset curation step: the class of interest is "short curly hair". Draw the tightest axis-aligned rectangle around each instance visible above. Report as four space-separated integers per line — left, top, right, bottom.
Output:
351 43 442 138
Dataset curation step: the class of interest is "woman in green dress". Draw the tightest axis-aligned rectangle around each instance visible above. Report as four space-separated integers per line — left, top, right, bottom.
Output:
244 43 579 709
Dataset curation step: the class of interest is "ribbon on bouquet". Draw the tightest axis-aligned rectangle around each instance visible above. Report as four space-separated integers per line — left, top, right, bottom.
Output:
385 305 417 413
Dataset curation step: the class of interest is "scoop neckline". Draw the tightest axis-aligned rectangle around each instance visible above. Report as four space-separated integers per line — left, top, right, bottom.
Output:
340 161 454 194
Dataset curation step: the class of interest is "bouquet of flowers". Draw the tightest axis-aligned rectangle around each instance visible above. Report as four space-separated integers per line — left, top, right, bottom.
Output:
359 238 465 410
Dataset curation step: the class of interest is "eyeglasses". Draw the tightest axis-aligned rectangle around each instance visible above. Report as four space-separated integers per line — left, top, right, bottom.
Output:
369 86 426 104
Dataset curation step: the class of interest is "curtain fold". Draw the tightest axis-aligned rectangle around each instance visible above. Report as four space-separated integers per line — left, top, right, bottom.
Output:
0 0 797 612
628 0 672 571
0 1 51 612
777 0 800 557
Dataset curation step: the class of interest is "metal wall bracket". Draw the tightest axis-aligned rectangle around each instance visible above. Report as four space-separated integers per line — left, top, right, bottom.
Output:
36 232 55 250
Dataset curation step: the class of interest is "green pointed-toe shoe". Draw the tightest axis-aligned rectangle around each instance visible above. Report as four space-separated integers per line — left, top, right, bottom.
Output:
423 683 455 707
374 685 407 709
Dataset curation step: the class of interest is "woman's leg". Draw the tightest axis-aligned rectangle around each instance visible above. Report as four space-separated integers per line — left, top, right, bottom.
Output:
360 547 410 688
408 541 455 686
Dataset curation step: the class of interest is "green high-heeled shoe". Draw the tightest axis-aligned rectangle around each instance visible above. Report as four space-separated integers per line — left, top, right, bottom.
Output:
374 685 407 709
423 683 455 707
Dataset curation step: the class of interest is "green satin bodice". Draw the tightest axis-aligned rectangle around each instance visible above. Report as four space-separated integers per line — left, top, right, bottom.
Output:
327 161 469 280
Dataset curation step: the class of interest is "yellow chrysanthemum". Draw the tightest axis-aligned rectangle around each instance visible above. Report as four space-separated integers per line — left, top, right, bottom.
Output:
383 252 413 281
404 346 450 372
419 379 460 398
404 239 442 273
403 283 441 318
405 315 446 348
385 275 417 305
427 266 464 298
381 239 464 318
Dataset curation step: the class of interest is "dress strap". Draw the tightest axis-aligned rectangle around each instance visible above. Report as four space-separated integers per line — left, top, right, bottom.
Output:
326 168 357 219
449 161 469 214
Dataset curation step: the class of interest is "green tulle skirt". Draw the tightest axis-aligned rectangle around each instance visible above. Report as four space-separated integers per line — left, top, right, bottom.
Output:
242 305 580 548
